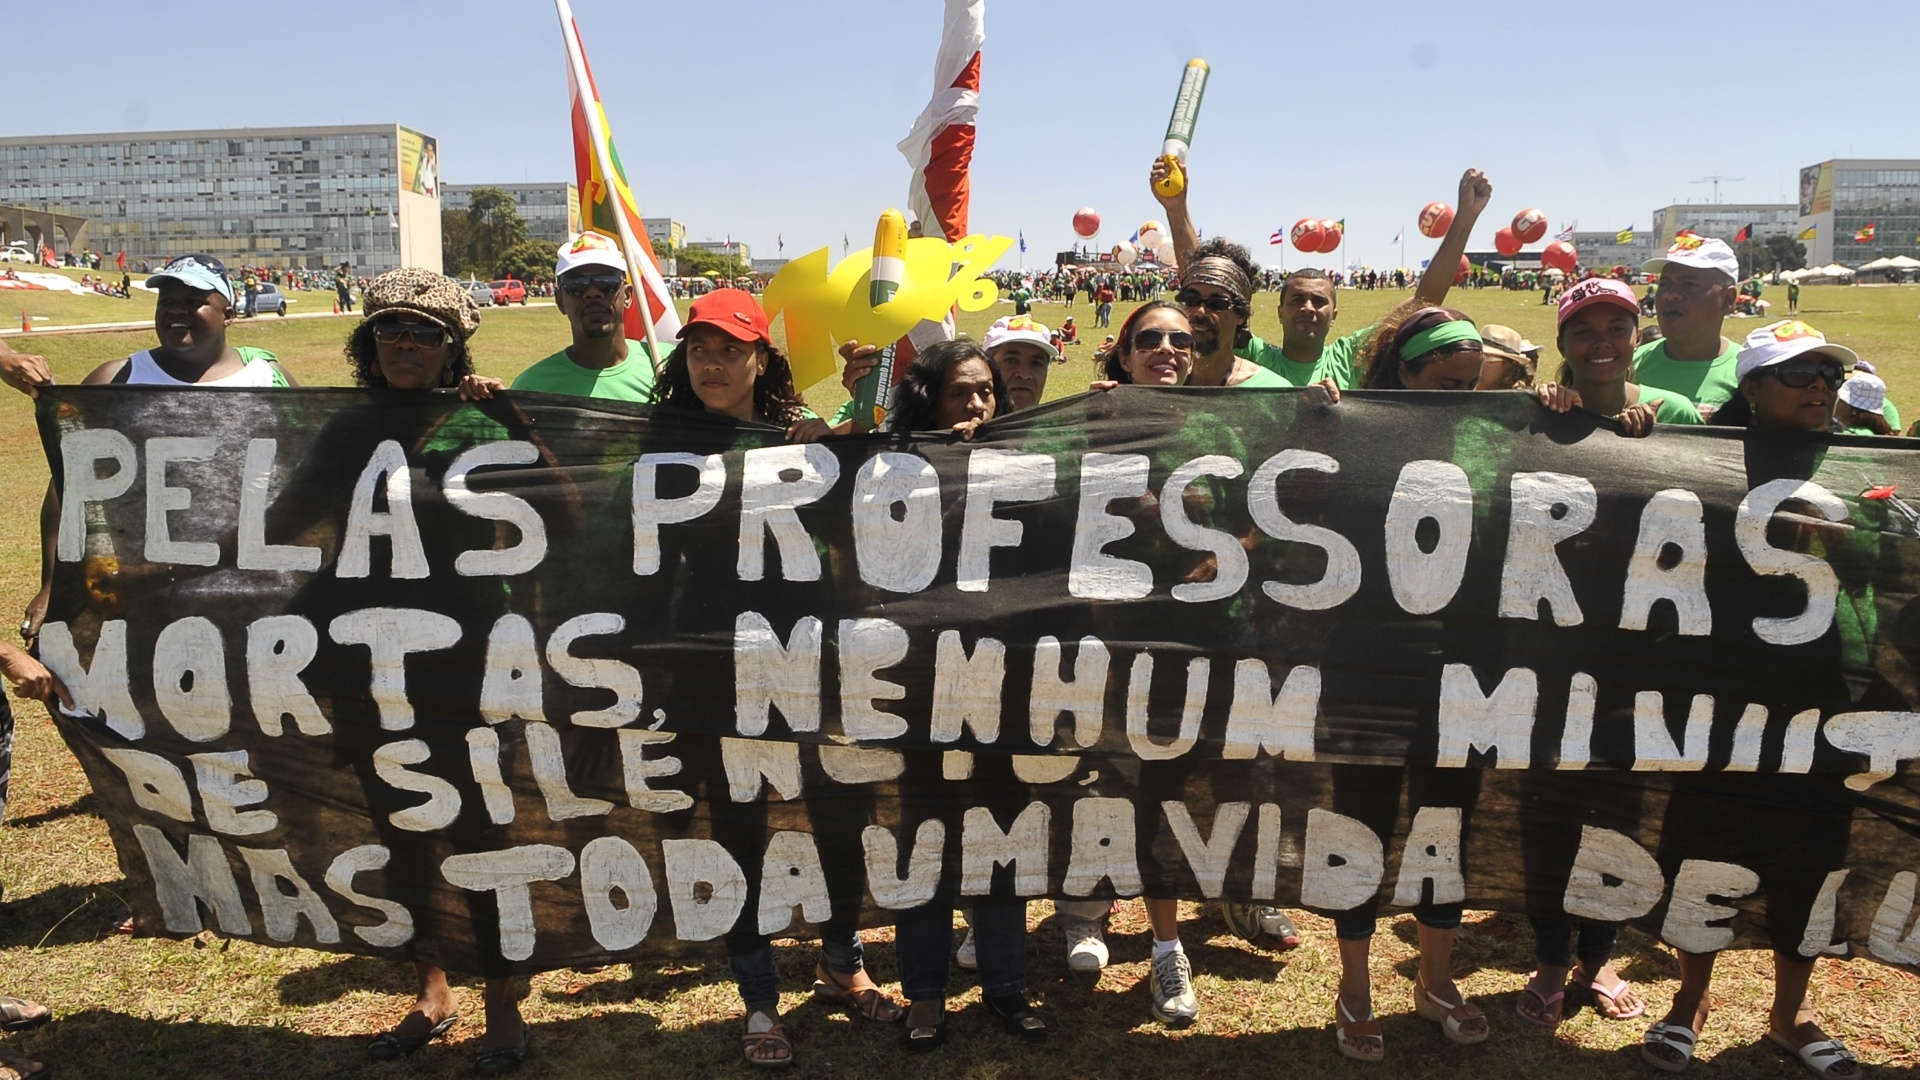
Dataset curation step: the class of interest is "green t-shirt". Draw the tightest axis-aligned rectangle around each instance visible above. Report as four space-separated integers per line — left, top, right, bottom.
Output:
510 340 658 400
1882 398 1902 432
1226 363 1287 388
1634 385 1704 425
1239 326 1371 390
1630 338 1741 417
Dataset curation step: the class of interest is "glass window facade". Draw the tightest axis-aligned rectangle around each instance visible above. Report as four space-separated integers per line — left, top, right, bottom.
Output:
0 126 419 271
442 183 578 246
1831 166 1920 258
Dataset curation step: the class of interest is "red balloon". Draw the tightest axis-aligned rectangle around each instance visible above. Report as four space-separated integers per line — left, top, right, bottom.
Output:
1315 220 1343 254
1072 207 1101 238
1418 202 1454 239
1543 240 1579 274
1512 208 1548 245
1290 218 1325 253
1494 226 1522 257
1454 255 1473 285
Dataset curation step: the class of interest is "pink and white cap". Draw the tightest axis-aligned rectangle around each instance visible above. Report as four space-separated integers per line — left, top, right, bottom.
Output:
1643 234 1739 283
1556 277 1640 326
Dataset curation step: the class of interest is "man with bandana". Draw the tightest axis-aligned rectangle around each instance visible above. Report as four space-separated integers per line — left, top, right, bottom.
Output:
1151 161 1491 391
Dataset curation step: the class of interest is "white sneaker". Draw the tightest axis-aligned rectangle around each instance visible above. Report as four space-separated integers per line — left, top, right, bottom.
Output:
1063 917 1108 973
1149 949 1199 1029
954 927 978 971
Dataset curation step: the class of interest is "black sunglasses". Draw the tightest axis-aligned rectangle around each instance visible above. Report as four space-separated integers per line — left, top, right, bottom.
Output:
371 321 447 347
1176 290 1235 312
1132 328 1195 352
1766 361 1844 390
561 272 627 298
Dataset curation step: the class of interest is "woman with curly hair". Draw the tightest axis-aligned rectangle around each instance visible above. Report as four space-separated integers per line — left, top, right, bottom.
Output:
884 337 1008 438
650 288 831 442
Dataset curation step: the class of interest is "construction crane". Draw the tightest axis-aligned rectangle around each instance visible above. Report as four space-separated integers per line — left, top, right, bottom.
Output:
1690 175 1744 204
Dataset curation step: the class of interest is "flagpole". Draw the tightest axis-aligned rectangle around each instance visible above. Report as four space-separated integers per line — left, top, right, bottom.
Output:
556 0 662 366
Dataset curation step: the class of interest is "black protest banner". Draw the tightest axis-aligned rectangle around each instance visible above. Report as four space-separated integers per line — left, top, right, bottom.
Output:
33 386 1920 976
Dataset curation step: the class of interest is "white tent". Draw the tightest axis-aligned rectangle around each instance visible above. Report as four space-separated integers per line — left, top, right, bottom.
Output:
1888 255 1920 270
1857 257 1898 272
1795 263 1857 284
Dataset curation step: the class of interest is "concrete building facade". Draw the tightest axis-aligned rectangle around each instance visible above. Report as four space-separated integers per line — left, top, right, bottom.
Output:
442 182 579 248
0 124 442 273
1795 159 1920 266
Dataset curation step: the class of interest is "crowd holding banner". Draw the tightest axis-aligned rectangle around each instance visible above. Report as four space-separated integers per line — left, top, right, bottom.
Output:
1 4 1917 1079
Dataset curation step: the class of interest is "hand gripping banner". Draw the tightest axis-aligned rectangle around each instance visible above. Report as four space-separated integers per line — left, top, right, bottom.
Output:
33 387 1920 975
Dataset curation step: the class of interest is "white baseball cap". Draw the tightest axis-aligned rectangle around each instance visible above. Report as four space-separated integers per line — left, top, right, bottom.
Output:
555 231 628 278
1643 234 1740 283
1735 320 1859 381
1839 372 1887 415
983 314 1059 360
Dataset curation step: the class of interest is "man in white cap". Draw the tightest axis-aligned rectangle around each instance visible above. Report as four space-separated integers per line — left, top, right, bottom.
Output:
507 232 657 400
978 314 1060 411
1635 235 1743 419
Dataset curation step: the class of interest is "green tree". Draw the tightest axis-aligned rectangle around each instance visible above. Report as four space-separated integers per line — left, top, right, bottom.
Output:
441 209 474 278
461 187 531 278
671 244 745 279
1734 235 1808 274
495 239 558 285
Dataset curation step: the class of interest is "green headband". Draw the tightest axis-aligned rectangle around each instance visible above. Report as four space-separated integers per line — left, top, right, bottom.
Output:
1402 320 1483 361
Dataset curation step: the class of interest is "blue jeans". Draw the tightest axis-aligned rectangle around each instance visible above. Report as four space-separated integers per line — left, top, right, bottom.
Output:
898 900 1025 1001
729 929 863 1014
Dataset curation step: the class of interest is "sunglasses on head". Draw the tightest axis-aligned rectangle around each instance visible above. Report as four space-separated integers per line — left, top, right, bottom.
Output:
1175 290 1235 312
1132 328 1194 352
1766 360 1843 390
561 272 627 298
371 320 447 347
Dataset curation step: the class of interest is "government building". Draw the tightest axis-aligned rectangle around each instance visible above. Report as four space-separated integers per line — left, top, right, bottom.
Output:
0 123 444 273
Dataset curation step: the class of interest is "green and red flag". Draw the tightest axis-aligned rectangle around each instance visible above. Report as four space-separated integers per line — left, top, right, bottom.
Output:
557 0 679 350
1855 222 1877 242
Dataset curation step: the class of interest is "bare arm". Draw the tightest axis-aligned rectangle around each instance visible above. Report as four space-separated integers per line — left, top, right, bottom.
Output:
1413 168 1493 308
1150 159 1201 267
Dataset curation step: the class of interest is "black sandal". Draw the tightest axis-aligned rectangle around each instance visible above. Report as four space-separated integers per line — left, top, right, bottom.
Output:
368 1013 458 1060
0 997 50 1033
903 1001 948 1053
986 993 1049 1042
473 1027 530 1075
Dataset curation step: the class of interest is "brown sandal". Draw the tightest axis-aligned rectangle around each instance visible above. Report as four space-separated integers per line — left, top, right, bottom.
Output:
742 1011 792 1070
811 966 903 1023
0 1045 48 1080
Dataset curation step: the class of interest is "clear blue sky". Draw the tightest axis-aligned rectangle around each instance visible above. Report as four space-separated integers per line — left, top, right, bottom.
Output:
10 0 1915 270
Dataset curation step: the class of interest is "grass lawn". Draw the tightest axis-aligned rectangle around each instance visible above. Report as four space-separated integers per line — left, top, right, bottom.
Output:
2 281 1918 1078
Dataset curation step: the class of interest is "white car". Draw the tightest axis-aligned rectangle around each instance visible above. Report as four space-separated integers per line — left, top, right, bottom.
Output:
0 245 32 265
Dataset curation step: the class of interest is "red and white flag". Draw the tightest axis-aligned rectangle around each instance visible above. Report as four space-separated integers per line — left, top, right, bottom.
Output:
897 0 983 244
556 0 681 353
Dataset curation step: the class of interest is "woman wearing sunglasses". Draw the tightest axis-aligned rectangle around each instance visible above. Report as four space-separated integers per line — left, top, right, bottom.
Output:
1643 321 1871 1078
1099 301 1197 386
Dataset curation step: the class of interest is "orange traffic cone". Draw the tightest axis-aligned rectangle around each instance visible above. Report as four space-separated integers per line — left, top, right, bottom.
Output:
332 299 340 315
20 311 29 332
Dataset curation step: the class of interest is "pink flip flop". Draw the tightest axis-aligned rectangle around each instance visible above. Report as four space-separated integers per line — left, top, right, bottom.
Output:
1573 972 1646 1020
1516 972 1565 1029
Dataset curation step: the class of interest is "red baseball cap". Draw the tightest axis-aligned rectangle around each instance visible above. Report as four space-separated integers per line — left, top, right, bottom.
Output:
680 288 770 345
1556 277 1639 327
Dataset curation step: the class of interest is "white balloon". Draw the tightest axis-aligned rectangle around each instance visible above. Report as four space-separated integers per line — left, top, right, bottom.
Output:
1155 240 1177 265
1138 228 1163 251
1114 240 1138 267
